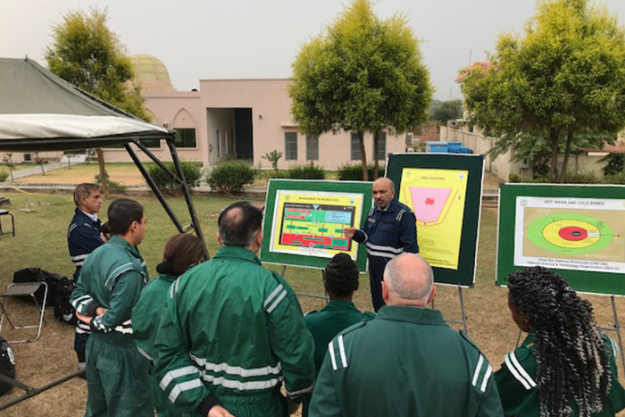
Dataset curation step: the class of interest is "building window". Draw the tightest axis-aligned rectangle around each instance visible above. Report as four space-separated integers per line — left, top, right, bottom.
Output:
138 139 161 148
306 135 319 161
285 132 298 160
351 132 361 161
216 130 221 157
174 128 197 148
375 132 386 159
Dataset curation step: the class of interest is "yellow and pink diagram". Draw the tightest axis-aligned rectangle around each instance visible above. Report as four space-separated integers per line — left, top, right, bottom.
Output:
399 168 469 270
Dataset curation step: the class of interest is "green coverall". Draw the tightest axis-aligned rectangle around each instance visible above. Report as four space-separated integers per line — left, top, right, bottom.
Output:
132 273 191 417
69 235 152 417
495 333 625 417
302 300 375 417
310 305 504 417
153 246 315 417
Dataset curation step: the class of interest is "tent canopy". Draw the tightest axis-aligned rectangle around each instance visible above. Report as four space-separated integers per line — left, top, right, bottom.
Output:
0 57 172 151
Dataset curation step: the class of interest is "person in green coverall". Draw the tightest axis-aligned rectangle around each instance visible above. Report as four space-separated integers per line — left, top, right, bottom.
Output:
70 198 152 417
132 233 206 417
495 266 625 417
302 252 375 417
153 202 315 417
310 253 503 417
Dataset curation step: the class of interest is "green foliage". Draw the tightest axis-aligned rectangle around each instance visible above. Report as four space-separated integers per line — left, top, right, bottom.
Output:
508 173 520 183
94 171 126 193
430 100 463 124
563 170 601 184
45 7 150 121
0 170 8 182
286 164 326 180
2 153 15 182
206 161 256 195
462 0 625 182
337 163 385 181
262 151 283 170
147 162 202 194
289 0 432 180
601 153 624 176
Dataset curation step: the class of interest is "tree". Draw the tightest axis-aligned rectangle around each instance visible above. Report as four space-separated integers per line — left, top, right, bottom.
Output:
461 0 625 182
289 0 432 180
45 7 150 196
430 99 463 124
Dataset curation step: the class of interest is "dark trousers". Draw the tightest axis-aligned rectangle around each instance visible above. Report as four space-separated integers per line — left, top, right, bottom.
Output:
368 258 389 312
75 331 89 363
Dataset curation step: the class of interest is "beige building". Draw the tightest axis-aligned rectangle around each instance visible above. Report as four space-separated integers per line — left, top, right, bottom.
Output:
5 55 408 170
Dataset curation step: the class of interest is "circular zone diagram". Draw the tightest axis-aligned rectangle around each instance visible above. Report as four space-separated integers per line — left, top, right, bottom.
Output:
527 213 615 255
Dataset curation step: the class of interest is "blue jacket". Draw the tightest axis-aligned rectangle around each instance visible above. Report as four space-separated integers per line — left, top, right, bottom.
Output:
353 198 418 262
67 208 104 281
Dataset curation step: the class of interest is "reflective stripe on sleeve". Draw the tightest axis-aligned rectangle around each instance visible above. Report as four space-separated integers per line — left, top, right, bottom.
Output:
169 379 203 403
328 340 337 371
160 366 200 391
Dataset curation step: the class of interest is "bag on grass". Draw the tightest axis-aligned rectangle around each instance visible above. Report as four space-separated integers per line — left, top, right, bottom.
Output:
0 336 15 397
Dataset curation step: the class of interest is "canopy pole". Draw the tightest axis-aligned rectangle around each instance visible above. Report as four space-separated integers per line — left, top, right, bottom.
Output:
166 139 209 260
124 143 184 233
134 141 182 183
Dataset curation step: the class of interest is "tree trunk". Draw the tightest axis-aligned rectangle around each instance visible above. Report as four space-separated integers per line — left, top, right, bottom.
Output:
373 133 379 180
359 131 368 181
558 128 574 183
96 147 110 198
549 128 560 183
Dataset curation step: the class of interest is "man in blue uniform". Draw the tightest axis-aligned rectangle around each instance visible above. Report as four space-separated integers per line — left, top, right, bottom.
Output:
67 183 104 371
344 178 418 311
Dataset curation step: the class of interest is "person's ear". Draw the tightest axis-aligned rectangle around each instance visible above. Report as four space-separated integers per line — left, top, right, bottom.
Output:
216 232 224 246
382 280 389 302
427 285 437 304
256 230 263 247
354 281 360 292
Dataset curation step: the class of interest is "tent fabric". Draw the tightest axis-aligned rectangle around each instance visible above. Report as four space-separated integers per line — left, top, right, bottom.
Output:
0 57 173 151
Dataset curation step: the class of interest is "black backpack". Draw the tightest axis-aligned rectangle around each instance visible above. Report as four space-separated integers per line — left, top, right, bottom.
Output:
0 336 15 397
52 278 77 325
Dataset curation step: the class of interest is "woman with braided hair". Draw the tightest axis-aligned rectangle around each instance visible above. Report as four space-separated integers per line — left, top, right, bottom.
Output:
495 266 625 417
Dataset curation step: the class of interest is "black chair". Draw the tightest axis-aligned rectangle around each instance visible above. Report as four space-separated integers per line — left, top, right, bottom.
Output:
0 209 14 237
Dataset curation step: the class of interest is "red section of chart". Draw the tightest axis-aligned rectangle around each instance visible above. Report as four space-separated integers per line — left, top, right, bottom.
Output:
558 226 588 242
281 233 349 250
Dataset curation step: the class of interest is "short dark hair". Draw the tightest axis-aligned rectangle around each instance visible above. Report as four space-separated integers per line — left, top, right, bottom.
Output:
218 202 263 247
107 199 144 235
324 253 359 297
158 234 206 276
73 183 99 207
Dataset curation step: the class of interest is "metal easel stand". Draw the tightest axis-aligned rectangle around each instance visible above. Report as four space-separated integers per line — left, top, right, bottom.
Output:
281 265 330 302
432 286 469 334
0 368 85 411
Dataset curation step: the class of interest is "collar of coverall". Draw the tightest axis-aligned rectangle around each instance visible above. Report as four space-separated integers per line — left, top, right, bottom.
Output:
75 207 99 223
214 245 261 265
109 235 142 258
376 305 447 326
376 197 397 213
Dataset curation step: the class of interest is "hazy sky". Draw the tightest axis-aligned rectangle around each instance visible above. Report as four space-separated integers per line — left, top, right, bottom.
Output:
3 0 625 100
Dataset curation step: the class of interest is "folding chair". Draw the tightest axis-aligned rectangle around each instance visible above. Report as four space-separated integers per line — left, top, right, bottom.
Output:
0 210 14 237
0 282 48 343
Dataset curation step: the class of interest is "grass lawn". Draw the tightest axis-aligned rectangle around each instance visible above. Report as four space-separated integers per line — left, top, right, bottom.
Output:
14 163 151 186
0 192 623 416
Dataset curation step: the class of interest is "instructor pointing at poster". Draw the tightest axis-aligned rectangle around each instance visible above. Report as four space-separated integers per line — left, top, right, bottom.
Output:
344 178 418 311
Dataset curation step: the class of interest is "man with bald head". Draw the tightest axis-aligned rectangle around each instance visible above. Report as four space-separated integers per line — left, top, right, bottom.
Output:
309 254 503 417
153 202 315 417
344 177 418 311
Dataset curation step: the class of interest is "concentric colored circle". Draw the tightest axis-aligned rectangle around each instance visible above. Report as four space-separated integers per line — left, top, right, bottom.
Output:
526 214 613 255
558 226 587 241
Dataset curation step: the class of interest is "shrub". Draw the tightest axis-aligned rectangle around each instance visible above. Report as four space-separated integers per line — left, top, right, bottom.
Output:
258 169 289 181
262 150 283 171
508 173 520 183
0 170 8 182
563 170 602 184
604 172 625 184
601 153 624 176
206 161 256 194
286 164 325 180
337 163 385 181
94 171 127 194
148 161 202 194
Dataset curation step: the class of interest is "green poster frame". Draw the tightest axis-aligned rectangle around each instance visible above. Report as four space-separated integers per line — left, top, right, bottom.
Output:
497 183 625 296
260 179 373 272
386 153 484 287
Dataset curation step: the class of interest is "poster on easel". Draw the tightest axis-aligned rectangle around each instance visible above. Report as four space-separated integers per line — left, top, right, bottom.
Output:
386 153 484 287
261 179 373 272
497 184 625 295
